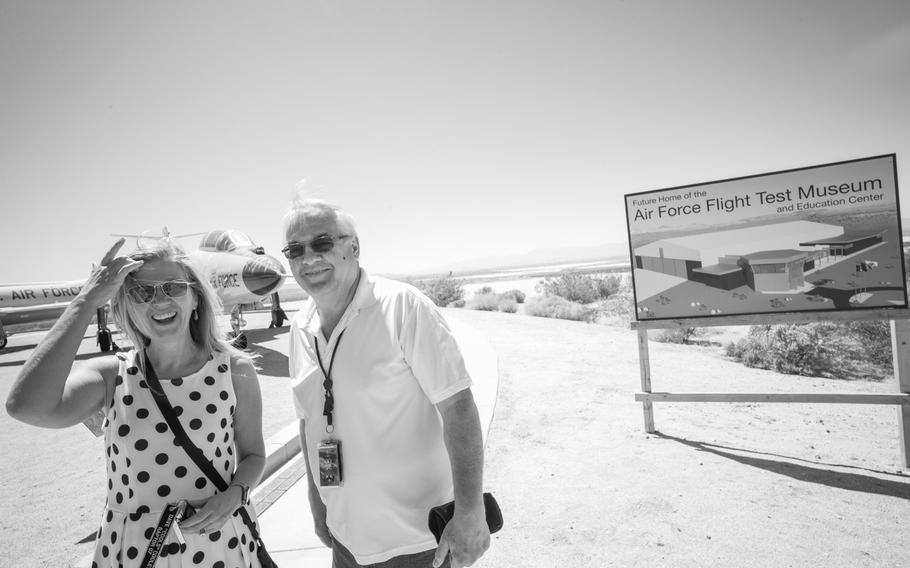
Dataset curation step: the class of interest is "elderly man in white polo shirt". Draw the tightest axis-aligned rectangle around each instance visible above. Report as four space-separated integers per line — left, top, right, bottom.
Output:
283 196 490 568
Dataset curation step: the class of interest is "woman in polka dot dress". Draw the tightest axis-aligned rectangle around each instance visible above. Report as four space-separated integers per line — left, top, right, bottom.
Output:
7 238 267 567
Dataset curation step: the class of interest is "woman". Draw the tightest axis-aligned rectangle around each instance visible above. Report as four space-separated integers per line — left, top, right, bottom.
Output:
6 238 267 567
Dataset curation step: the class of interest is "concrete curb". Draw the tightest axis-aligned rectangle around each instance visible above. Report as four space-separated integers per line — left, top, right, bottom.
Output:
260 421 302 484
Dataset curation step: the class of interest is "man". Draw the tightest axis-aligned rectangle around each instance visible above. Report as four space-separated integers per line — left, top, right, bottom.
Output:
283 197 490 568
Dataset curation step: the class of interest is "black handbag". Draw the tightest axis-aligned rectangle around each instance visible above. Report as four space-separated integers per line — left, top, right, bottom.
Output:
428 492 503 543
145 357 279 568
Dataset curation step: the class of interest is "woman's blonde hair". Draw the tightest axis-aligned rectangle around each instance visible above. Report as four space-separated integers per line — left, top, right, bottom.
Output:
109 239 249 365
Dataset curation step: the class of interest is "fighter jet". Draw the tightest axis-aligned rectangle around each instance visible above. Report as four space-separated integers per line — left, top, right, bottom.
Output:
0 228 289 351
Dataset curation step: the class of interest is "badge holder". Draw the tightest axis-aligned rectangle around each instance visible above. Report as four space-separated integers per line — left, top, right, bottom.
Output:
315 332 346 487
317 439 343 486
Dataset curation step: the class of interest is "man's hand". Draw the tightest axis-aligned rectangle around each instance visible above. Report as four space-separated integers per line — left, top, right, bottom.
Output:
307 478 332 547
433 507 490 568
299 420 333 547
307 466 331 547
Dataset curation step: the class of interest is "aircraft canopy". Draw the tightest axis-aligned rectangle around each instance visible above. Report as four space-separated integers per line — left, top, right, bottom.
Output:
199 229 256 252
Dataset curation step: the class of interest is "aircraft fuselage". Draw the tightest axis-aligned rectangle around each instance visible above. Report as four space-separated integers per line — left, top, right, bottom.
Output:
0 281 85 308
188 249 285 310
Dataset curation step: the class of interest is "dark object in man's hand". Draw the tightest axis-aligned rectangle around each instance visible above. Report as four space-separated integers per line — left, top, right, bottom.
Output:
428 492 503 543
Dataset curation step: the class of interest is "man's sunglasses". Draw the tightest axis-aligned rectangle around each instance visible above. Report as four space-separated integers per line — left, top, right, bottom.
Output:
126 281 191 303
281 234 351 260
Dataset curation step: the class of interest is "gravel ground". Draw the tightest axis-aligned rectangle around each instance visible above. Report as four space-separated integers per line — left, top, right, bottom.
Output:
443 308 910 568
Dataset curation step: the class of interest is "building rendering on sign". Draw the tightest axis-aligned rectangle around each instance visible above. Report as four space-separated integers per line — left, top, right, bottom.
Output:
633 220 886 293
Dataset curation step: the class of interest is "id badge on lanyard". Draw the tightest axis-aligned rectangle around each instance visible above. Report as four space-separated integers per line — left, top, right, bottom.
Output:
315 331 345 487
317 439 343 486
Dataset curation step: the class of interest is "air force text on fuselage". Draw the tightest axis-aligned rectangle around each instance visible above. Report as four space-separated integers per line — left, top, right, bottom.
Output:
0 282 85 307
210 272 241 290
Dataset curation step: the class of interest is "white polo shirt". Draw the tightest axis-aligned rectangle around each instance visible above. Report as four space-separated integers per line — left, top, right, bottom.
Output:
289 269 472 564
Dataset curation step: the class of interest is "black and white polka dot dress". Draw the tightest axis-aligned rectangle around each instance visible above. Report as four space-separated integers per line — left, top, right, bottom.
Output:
91 350 262 568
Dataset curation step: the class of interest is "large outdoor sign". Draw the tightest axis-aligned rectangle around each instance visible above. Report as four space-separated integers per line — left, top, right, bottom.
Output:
624 154 906 321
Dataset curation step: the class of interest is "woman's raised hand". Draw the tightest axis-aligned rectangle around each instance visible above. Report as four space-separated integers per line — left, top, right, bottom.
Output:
79 238 145 308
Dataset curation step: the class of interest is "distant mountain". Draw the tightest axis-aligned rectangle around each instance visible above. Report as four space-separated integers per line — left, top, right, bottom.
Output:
400 242 631 278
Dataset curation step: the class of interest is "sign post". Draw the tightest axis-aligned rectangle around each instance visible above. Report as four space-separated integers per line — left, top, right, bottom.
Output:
892 319 910 465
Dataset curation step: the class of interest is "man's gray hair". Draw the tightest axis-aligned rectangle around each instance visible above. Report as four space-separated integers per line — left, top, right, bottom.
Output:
282 183 358 238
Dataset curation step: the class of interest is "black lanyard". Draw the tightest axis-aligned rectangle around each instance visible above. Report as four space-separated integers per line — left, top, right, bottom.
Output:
314 329 345 433
141 500 184 567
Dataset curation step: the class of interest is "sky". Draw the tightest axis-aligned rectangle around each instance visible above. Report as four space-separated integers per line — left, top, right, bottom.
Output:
1 0 909 283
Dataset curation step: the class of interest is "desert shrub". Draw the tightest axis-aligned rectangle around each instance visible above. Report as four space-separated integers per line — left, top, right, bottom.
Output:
656 327 702 344
466 292 501 311
465 292 520 314
537 272 622 304
477 286 494 295
595 275 624 299
770 323 854 377
844 320 892 367
725 326 774 368
537 273 599 303
449 299 466 308
497 297 519 313
595 284 636 324
726 322 889 379
413 275 465 307
503 289 526 303
524 295 597 322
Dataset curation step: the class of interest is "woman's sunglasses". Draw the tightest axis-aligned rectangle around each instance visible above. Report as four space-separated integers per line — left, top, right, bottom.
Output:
126 281 191 303
281 234 351 260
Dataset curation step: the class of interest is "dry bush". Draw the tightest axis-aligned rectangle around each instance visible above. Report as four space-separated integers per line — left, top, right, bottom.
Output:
537 272 623 304
656 327 703 344
524 295 597 322
466 292 520 314
726 322 891 380
502 289 526 303
466 292 501 311
411 274 465 307
594 285 636 325
497 297 519 313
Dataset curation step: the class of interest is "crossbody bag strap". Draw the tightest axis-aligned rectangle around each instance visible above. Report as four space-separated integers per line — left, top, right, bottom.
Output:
144 355 265 542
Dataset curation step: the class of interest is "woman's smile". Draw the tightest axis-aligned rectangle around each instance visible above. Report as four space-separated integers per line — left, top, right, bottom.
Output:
151 311 178 323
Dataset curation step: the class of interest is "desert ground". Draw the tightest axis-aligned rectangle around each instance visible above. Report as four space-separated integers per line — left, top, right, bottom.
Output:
3 296 910 567
451 308 910 568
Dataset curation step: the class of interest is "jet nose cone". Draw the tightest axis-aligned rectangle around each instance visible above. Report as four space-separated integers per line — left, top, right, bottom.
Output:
242 255 286 296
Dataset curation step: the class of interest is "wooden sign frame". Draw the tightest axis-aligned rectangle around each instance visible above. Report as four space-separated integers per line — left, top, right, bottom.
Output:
632 308 910 467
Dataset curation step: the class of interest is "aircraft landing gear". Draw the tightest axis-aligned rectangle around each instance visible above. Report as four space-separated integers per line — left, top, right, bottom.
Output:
96 307 113 352
0 322 7 350
229 306 248 349
230 331 248 349
97 328 112 352
269 292 287 328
